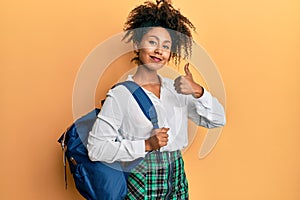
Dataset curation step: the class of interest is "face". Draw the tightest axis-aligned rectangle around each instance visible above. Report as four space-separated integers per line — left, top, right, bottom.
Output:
135 27 172 71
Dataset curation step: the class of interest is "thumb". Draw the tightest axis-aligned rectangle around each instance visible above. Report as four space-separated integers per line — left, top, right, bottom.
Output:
184 63 192 77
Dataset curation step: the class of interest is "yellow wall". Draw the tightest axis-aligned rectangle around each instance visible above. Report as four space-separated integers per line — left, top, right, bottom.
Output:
1 0 300 199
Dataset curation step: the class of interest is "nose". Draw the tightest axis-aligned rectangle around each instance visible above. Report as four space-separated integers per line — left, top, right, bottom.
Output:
154 47 163 55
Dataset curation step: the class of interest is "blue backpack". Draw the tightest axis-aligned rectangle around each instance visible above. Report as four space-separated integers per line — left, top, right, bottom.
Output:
58 81 159 200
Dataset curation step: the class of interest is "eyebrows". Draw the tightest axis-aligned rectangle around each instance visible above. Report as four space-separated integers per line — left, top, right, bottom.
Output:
148 35 172 44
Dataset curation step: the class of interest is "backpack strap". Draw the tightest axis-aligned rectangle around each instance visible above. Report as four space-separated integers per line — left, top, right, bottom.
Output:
58 127 69 189
116 81 159 129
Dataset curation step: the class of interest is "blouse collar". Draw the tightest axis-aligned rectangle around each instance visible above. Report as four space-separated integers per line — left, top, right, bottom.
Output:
126 74 166 88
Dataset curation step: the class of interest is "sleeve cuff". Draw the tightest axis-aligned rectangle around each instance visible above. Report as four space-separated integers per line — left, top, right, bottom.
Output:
195 87 212 108
131 140 147 158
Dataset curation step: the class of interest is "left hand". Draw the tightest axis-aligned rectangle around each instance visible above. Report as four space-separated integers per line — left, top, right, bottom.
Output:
174 63 204 98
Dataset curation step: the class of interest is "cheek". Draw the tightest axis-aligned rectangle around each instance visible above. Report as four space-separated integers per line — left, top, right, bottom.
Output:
164 51 171 60
138 49 149 62
139 48 152 57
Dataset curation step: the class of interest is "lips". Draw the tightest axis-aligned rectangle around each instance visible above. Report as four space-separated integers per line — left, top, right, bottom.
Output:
150 56 162 62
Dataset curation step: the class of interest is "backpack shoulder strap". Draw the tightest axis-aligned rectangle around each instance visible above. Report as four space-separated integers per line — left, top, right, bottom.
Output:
116 81 159 129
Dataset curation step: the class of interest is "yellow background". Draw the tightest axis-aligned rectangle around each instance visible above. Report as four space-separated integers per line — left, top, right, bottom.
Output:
1 0 300 199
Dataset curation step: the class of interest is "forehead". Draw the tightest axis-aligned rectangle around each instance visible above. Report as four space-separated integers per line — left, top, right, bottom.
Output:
142 27 172 42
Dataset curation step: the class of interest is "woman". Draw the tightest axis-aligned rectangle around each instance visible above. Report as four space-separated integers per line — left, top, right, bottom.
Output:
87 0 226 199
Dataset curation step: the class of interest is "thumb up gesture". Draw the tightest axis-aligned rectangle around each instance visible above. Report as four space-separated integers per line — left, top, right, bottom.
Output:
174 63 204 98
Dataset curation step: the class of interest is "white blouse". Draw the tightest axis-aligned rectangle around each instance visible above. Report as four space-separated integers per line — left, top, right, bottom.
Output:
87 75 226 163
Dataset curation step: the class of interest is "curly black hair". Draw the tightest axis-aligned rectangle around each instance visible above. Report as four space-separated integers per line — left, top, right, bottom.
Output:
123 0 196 65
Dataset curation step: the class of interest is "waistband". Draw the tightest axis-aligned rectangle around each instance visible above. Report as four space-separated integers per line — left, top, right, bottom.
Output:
146 150 182 163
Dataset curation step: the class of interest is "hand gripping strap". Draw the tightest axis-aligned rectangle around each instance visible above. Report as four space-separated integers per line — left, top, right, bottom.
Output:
117 81 159 129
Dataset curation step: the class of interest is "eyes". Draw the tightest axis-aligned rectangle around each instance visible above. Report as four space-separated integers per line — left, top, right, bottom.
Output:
148 40 171 50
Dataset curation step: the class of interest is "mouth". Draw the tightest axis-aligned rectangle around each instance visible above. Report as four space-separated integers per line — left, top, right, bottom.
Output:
150 56 162 62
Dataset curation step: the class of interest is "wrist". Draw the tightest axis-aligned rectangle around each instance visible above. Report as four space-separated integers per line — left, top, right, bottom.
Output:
145 140 152 152
192 84 204 98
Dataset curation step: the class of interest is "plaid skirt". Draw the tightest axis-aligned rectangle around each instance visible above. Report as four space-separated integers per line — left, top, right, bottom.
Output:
125 150 189 200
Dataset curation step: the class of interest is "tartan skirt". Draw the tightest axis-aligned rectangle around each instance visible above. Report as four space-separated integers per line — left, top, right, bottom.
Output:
125 150 189 200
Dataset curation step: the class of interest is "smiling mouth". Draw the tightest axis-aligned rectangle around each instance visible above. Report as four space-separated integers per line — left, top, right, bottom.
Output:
150 56 162 62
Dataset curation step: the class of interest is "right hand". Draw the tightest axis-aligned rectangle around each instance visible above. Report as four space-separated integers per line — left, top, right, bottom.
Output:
145 128 169 151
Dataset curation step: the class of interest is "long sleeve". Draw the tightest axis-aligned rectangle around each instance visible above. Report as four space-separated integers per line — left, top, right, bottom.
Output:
187 87 226 128
87 75 226 157
87 89 146 163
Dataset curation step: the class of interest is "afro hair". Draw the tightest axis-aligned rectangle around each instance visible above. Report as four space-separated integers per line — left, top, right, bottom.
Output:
123 0 196 65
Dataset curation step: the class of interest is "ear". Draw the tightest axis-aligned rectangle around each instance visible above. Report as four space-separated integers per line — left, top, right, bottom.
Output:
133 42 139 52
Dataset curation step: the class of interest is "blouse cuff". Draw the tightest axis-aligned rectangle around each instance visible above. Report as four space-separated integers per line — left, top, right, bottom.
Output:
194 87 213 108
130 140 147 158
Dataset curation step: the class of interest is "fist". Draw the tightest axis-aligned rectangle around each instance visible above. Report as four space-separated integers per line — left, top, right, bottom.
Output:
174 63 204 98
145 128 169 151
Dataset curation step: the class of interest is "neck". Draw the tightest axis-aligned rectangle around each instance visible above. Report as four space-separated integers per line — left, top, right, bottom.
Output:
132 66 160 85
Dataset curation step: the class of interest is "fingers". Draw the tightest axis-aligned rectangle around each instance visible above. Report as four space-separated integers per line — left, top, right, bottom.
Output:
155 128 169 144
161 127 170 132
145 128 170 151
153 128 169 142
155 131 168 148
152 127 169 135
157 127 169 140
174 76 191 94
174 76 187 90
184 63 192 77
